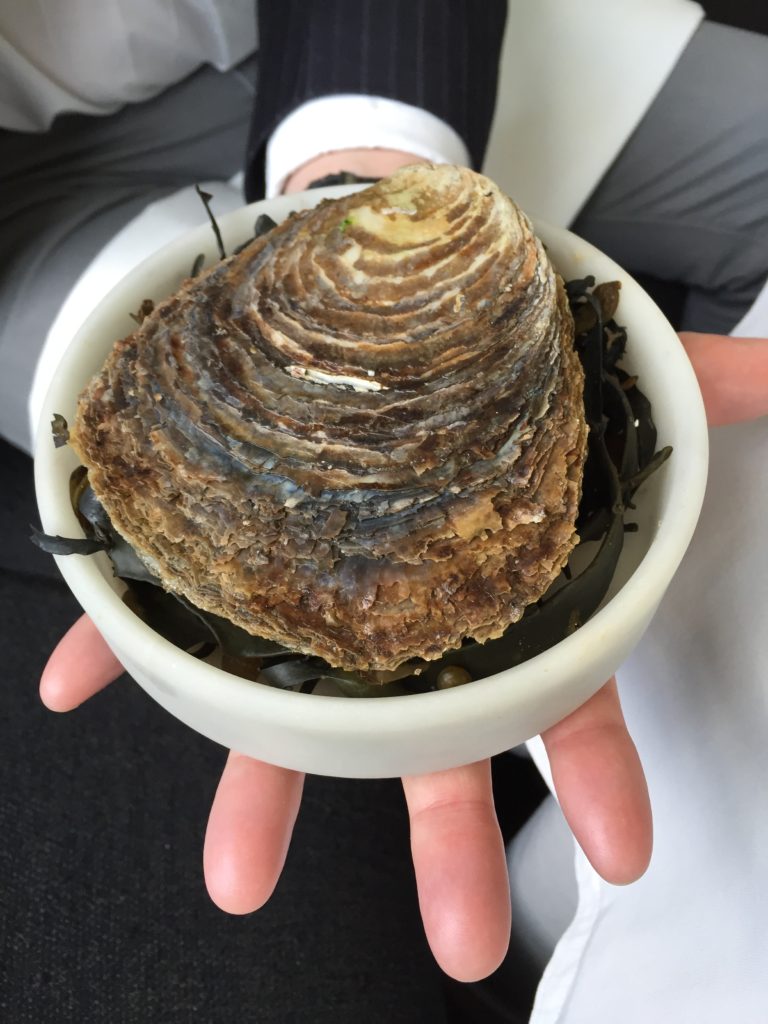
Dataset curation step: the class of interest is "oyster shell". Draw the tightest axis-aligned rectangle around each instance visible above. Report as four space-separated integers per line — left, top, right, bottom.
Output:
70 165 587 672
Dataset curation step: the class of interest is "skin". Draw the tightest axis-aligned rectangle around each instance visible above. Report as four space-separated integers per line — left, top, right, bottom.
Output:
281 147 429 192
39 149 768 982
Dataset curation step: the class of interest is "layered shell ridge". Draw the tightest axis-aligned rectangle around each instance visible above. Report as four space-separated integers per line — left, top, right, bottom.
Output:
70 164 587 671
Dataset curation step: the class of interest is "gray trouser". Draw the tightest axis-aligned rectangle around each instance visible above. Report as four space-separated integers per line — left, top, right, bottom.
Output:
573 20 768 336
0 20 766 454
0 58 257 452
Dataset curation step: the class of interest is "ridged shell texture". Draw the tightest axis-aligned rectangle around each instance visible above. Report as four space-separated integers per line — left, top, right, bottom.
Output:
71 165 587 671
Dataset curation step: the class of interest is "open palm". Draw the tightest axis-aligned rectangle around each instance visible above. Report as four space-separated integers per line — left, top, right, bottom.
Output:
40 332 768 981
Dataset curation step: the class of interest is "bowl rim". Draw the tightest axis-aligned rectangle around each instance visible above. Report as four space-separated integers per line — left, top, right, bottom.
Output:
34 186 709 737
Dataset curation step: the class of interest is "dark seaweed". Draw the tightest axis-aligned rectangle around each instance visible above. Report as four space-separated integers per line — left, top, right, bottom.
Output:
190 252 206 278
253 214 278 238
194 185 226 261
233 214 280 255
30 526 108 556
306 171 381 189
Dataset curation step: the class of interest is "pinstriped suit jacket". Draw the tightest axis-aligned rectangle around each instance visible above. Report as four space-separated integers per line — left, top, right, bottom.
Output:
245 0 508 200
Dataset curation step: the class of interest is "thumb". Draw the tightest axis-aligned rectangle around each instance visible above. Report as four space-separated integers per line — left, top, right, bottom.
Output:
679 332 768 427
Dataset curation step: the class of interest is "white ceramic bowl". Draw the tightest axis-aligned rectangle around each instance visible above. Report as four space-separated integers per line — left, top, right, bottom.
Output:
34 186 708 778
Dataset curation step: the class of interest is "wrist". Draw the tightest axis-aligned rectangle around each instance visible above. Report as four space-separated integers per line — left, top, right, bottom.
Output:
282 148 427 194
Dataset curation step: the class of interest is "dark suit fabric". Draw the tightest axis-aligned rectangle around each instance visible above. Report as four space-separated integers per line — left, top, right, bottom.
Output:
245 0 507 199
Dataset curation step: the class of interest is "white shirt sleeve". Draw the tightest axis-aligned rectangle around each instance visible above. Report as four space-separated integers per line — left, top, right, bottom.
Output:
264 94 471 197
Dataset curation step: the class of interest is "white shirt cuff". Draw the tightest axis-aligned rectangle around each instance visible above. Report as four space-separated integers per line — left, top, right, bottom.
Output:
265 94 471 197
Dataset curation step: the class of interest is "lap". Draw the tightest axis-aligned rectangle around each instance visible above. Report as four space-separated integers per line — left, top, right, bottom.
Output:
574 20 768 334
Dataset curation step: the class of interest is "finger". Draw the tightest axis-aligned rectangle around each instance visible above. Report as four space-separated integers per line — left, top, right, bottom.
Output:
679 332 768 426
543 678 652 885
283 147 426 193
402 760 511 983
39 614 124 712
204 752 304 915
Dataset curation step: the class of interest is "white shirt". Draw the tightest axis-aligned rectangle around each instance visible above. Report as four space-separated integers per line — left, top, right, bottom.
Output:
484 0 703 224
0 0 257 132
530 410 768 1023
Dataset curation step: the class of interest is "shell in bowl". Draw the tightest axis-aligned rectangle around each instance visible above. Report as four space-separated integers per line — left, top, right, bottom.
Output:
34 181 708 778
68 166 587 672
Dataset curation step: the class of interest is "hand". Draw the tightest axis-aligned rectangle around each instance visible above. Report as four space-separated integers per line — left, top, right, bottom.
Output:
281 147 426 193
678 332 768 425
40 635 646 982
40 329 767 981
